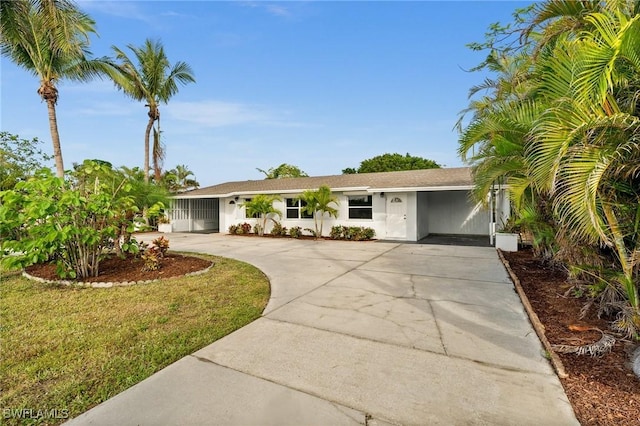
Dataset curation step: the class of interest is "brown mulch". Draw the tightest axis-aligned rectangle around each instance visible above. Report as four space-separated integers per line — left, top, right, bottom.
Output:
24 253 212 283
228 233 376 242
503 249 640 426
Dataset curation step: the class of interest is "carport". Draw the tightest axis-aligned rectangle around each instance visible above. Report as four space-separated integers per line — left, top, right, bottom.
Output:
169 198 219 233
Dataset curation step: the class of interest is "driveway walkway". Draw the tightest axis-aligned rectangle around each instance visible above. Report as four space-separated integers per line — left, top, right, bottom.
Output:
67 233 578 425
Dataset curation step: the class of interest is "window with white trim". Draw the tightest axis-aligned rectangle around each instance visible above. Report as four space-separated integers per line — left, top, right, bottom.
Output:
285 198 313 219
243 198 259 219
348 195 373 219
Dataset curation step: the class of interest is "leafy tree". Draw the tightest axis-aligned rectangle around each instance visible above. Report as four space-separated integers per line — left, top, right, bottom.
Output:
163 164 200 192
241 195 282 236
257 163 309 179
343 153 440 174
0 132 52 190
298 185 339 237
105 38 195 183
0 0 107 178
120 165 171 231
0 162 138 278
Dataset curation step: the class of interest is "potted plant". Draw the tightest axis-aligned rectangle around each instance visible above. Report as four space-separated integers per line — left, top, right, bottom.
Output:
157 215 172 233
495 218 519 252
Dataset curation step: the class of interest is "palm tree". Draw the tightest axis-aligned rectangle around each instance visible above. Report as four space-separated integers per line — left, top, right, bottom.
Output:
457 44 560 256
105 39 195 183
299 185 339 237
0 0 105 178
461 0 640 336
241 195 282 236
163 164 199 192
526 6 640 335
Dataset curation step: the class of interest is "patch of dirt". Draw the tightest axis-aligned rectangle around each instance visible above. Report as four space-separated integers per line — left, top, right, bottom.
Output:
503 249 640 426
25 253 212 283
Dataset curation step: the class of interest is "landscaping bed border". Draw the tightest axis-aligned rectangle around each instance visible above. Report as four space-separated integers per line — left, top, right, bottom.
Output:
497 248 569 378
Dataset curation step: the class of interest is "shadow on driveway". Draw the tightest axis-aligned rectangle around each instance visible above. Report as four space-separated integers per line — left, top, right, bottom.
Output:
417 233 492 247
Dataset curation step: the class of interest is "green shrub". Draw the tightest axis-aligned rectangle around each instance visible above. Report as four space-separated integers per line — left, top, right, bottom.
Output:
271 221 287 236
0 164 138 279
361 227 376 240
330 225 346 239
289 226 302 238
329 225 375 241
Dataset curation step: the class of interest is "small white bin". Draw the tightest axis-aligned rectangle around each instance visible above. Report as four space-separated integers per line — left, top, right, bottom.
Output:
158 223 173 233
495 232 518 252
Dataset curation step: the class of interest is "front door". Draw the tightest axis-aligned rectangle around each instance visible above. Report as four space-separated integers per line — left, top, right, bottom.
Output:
386 194 407 239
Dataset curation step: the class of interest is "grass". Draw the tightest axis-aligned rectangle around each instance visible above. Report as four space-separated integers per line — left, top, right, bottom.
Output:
0 254 270 425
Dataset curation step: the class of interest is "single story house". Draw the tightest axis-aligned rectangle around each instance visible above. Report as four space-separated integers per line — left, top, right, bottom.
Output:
167 167 510 242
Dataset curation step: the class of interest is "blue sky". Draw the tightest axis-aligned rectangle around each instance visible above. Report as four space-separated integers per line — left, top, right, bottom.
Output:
1 0 528 187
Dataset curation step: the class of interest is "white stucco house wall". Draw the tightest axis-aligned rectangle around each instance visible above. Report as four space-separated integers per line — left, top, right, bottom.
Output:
168 167 510 242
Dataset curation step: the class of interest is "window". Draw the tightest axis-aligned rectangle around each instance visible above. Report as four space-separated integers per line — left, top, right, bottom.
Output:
243 198 259 219
285 198 313 219
348 195 373 219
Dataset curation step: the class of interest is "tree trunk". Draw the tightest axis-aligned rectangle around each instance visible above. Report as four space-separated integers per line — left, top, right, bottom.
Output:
144 114 154 183
46 98 64 178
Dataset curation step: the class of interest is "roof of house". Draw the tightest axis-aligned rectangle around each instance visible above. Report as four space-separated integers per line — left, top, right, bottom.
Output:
174 167 473 198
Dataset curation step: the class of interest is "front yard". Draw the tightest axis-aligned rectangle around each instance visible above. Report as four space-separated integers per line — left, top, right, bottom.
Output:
0 255 269 425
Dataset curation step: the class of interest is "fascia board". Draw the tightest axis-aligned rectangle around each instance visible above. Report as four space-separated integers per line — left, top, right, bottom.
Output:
372 185 475 192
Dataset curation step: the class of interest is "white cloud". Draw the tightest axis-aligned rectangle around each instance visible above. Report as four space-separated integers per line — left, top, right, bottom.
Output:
78 1 150 23
238 1 293 19
165 100 304 128
72 101 139 117
160 10 193 19
62 80 119 94
265 4 292 18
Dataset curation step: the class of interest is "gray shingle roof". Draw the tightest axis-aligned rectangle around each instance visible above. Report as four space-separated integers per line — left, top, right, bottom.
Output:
175 167 473 198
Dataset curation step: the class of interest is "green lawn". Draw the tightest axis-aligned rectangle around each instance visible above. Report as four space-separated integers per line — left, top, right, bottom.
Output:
0 254 270 425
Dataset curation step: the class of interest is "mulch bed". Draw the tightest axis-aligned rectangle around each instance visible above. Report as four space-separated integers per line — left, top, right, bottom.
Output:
24 253 212 283
503 249 639 426
227 233 376 241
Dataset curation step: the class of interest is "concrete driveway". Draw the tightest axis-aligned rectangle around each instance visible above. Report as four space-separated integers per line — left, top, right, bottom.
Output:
67 233 578 426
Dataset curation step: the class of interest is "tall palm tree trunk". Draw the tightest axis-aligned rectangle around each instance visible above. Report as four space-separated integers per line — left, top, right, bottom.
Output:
143 114 154 183
46 99 64 178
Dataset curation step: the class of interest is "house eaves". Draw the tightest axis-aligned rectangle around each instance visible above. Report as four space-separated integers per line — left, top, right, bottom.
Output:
173 186 372 199
172 167 474 199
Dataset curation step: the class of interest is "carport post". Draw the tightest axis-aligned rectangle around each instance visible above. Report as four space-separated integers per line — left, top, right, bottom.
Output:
488 189 494 246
